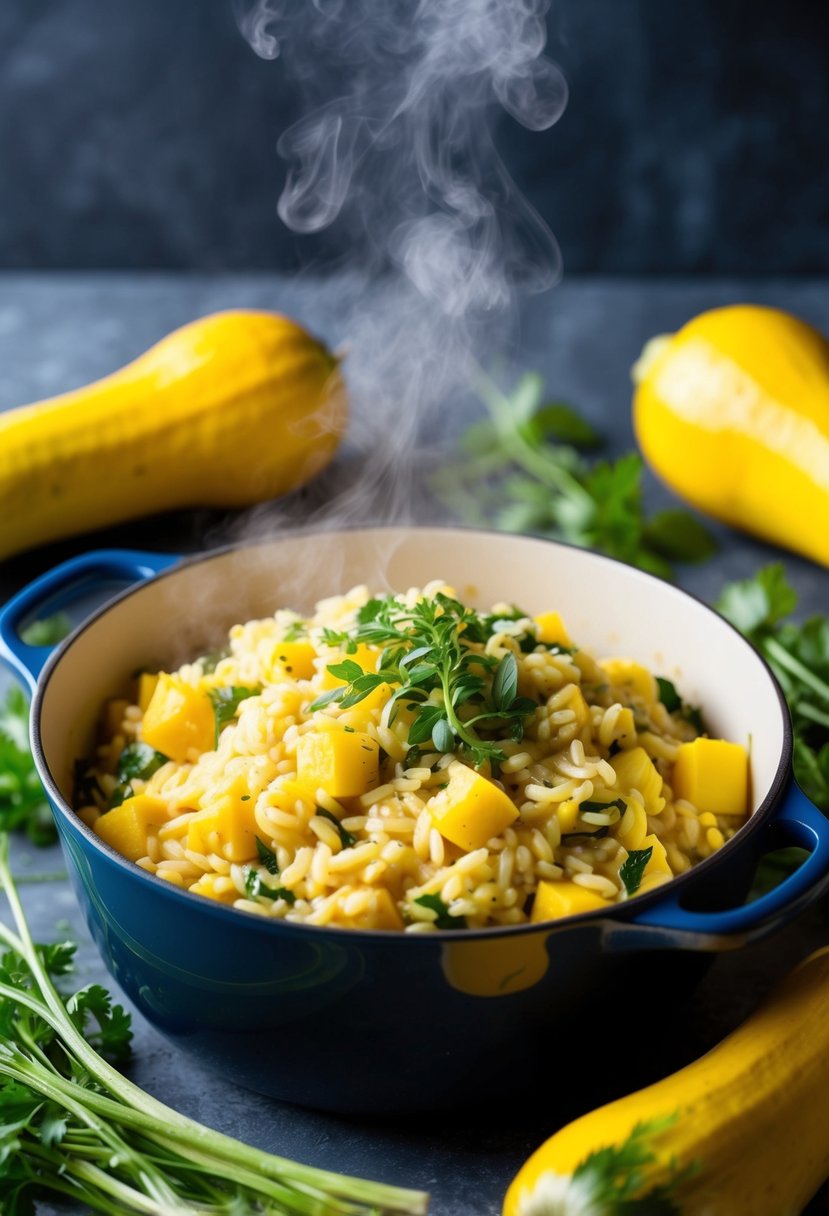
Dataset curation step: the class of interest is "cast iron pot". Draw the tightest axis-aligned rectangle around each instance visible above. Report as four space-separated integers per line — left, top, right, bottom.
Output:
2 527 828 1115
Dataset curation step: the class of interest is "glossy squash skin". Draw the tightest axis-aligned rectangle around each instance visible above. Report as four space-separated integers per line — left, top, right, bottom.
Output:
0 310 346 559
504 946 829 1215
632 304 829 566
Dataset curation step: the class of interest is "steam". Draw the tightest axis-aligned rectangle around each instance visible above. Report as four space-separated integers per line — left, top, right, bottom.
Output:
233 0 566 534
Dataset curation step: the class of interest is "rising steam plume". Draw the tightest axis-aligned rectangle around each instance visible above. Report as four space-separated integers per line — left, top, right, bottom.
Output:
233 0 566 530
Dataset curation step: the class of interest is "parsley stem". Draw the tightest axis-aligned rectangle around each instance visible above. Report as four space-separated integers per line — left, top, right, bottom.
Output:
763 637 829 704
471 366 595 507
795 702 829 730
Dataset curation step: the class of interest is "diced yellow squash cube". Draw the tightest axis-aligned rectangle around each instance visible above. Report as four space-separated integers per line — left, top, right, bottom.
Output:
136 672 159 713
296 729 380 798
567 686 590 727
534 611 572 648
611 746 665 814
672 737 749 818
641 832 672 878
189 874 239 904
427 760 518 851
599 658 658 706
531 879 607 922
141 673 215 763
268 640 317 681
102 698 129 738
94 794 167 861
186 777 258 862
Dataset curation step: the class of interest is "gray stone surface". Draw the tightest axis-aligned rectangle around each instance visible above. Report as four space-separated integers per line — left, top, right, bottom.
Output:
1 274 828 1214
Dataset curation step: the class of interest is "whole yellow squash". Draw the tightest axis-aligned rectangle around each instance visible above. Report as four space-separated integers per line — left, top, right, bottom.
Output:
632 304 829 566
0 310 346 559
504 946 829 1215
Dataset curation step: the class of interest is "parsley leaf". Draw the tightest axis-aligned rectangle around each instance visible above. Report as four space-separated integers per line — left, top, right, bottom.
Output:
255 836 279 875
243 867 296 904
413 893 466 930
0 688 55 845
312 593 537 767
619 847 653 896
572 1115 691 1212
433 368 716 580
115 742 168 783
208 685 261 745
316 808 357 849
65 984 133 1064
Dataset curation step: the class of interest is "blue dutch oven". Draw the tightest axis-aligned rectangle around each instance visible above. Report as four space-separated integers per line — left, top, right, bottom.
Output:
1 527 828 1114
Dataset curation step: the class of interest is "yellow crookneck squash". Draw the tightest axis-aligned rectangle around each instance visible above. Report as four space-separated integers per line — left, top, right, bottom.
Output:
504 946 829 1215
0 310 347 559
632 304 829 566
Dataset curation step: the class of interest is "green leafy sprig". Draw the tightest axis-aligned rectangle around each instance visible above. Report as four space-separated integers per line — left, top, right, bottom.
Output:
717 565 829 811
432 370 716 580
0 835 427 1215
0 688 55 846
571 1115 695 1213
310 593 538 767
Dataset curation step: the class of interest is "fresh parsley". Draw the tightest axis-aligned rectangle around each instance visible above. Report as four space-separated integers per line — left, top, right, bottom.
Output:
655 676 704 732
116 741 168 783
0 836 425 1214
0 687 55 845
242 866 296 905
316 807 358 848
311 595 538 767
620 847 654 896
413 892 466 930
208 685 262 745
255 835 279 875
432 369 716 580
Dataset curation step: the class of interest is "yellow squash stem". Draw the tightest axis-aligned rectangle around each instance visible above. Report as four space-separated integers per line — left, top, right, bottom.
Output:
632 304 829 566
505 946 829 1215
0 310 347 559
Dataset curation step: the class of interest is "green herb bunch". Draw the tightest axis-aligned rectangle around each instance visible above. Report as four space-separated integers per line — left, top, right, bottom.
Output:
311 593 540 768
717 564 829 812
0 688 55 846
432 370 716 580
0 836 427 1215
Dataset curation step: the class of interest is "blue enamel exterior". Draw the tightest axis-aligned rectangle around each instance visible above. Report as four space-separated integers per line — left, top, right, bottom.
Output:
4 547 829 1111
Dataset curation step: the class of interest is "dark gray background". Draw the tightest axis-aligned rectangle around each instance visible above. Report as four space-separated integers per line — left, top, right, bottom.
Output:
1 0 826 274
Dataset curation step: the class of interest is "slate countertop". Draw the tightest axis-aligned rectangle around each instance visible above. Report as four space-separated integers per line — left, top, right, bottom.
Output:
1 273 828 1215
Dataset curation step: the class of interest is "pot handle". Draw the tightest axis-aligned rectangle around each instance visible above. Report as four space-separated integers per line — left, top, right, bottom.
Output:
631 781 829 940
0 549 179 693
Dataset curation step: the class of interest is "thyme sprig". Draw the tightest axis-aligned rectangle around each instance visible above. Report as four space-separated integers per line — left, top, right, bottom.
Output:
310 594 538 767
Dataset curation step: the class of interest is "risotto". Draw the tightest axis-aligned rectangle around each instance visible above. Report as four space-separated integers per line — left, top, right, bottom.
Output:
74 582 749 932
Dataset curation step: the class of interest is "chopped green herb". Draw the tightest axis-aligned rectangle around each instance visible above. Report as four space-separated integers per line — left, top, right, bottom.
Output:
580 798 626 816
254 835 279 875
108 782 134 810
413 892 466 930
656 676 681 714
208 685 261 745
240 794 250 801
620 847 653 896
243 866 296 905
316 807 358 848
115 741 168 783
282 619 308 642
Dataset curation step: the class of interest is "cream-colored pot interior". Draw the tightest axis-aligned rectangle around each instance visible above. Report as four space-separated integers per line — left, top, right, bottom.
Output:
37 528 787 815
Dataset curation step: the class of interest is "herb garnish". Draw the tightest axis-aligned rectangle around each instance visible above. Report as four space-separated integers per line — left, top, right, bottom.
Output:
0 836 427 1214
198 644 231 674
310 594 537 767
432 369 716 580
413 893 466 930
570 1115 693 1212
255 835 279 875
19 612 72 647
316 807 358 849
116 742 168 783
243 866 296 905
620 847 654 896
208 685 261 745
656 676 704 732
